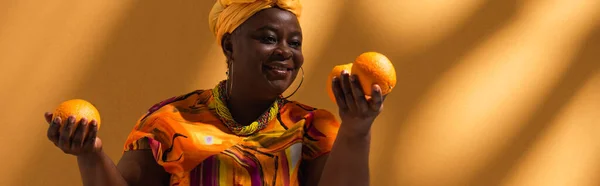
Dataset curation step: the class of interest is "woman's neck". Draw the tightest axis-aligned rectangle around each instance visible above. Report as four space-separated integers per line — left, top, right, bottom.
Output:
225 83 278 126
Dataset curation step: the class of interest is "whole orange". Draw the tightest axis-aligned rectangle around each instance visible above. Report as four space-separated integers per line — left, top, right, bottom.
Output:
52 99 101 130
351 52 396 96
326 63 353 103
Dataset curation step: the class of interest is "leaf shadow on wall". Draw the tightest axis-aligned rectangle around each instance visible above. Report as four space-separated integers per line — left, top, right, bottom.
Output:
469 20 600 186
24 1 217 185
302 1 520 185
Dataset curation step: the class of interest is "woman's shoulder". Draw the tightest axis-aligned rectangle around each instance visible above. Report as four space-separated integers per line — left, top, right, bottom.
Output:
139 89 214 122
282 100 339 124
284 100 341 160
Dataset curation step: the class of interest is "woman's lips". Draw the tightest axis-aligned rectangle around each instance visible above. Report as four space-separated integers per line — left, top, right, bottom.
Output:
263 64 293 80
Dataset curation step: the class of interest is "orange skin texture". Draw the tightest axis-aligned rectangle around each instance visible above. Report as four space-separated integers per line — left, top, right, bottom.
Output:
327 52 397 103
52 99 102 131
351 52 397 96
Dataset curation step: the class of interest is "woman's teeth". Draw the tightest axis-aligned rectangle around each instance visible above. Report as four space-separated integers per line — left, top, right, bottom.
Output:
265 65 291 71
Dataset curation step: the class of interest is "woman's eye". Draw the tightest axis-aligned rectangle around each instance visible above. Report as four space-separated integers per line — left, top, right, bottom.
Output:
261 36 277 44
289 41 302 48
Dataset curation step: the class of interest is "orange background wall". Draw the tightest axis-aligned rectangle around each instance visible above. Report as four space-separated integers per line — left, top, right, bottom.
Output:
1 1 599 186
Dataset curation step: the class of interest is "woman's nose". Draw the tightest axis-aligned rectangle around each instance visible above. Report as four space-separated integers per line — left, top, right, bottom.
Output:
273 44 293 60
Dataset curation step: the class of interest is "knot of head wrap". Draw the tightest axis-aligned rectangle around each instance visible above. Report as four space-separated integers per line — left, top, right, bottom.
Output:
209 0 302 46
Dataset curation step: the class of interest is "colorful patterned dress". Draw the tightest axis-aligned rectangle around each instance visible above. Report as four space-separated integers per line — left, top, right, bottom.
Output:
122 83 340 186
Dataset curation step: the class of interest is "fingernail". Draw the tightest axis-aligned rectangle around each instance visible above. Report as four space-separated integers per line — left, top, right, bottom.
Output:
80 118 87 124
341 70 348 75
68 116 75 123
53 117 60 123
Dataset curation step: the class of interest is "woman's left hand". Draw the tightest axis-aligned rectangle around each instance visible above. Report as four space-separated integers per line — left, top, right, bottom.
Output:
332 70 386 138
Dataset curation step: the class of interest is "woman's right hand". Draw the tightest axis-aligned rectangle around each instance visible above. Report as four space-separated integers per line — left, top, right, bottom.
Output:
44 112 103 156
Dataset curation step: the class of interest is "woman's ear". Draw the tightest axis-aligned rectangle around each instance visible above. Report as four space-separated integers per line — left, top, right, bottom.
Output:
221 33 233 61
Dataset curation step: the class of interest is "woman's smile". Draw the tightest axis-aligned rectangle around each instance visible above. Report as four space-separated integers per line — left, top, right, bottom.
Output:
262 61 295 80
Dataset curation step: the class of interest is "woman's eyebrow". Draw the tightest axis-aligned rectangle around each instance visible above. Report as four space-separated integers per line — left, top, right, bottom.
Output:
256 25 279 32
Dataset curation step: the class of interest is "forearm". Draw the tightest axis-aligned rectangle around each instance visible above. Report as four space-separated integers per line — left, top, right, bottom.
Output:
318 127 371 186
77 150 129 186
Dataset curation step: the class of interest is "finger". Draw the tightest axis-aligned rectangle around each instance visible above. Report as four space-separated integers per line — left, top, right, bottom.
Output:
71 118 88 152
44 112 53 124
340 71 357 111
350 75 369 113
58 115 76 151
83 120 98 151
47 117 61 145
369 84 384 111
332 76 348 110
94 137 102 152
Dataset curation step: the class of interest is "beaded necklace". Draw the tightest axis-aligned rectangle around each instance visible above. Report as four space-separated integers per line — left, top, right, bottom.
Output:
209 80 284 136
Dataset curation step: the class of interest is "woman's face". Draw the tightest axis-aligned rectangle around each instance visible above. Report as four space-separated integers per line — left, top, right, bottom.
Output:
223 7 304 99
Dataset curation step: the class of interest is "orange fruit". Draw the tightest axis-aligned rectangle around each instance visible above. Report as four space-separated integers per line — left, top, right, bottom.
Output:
326 63 352 103
52 99 101 130
326 52 396 104
351 52 396 96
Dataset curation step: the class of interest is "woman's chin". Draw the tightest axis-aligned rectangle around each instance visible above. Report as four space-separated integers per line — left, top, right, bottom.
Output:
266 80 291 96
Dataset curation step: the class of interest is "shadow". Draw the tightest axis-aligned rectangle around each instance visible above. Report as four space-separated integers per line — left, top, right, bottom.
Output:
22 0 218 185
295 0 520 185
2 2 78 93
468 23 600 186
293 1 366 108
302 1 520 185
591 153 600 186
380 0 519 155
0 2 14 27
303 0 520 111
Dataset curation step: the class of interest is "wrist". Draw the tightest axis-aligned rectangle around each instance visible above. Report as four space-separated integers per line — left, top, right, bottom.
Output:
77 150 103 161
337 127 371 143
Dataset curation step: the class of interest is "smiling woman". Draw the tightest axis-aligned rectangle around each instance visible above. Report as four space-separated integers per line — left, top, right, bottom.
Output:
43 0 388 186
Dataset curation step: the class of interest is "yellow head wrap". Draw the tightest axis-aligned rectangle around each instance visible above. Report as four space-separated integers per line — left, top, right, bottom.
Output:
209 0 302 46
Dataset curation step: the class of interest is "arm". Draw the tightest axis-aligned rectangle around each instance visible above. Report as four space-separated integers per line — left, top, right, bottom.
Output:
45 113 169 186
300 154 328 186
310 71 385 186
76 150 170 186
302 131 371 186
317 130 371 186
117 150 171 186
76 151 128 186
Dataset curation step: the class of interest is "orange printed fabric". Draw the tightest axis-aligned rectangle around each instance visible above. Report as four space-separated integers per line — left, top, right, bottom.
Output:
122 89 340 186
